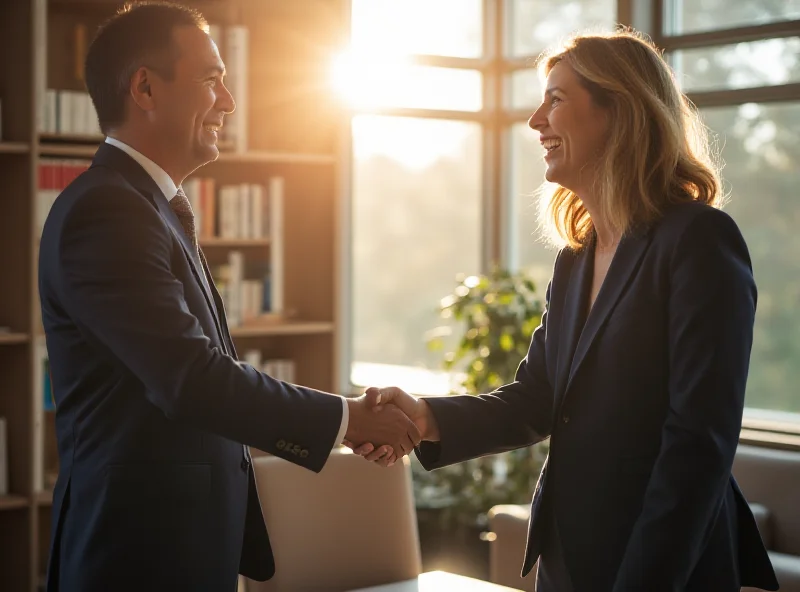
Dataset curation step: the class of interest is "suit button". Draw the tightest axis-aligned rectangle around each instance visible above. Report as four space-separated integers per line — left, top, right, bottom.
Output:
562 414 570 424
241 458 249 471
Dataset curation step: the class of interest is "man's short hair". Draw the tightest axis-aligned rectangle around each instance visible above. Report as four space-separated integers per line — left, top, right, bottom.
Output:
84 1 207 134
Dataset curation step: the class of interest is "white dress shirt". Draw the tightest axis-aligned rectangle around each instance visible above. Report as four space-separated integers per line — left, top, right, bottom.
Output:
103 137 349 447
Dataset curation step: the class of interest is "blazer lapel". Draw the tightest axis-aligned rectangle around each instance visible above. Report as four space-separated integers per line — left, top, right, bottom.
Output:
564 229 652 394
554 246 593 404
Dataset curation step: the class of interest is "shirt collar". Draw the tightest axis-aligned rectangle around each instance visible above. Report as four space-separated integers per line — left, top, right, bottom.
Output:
104 136 180 201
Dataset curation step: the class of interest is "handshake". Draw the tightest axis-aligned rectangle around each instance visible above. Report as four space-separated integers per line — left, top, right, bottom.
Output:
342 387 441 467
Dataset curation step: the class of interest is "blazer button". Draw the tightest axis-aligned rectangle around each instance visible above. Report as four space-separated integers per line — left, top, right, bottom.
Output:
562 414 570 424
241 458 249 471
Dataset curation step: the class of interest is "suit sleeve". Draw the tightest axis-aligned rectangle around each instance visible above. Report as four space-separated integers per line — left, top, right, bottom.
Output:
416 278 556 470
613 209 756 591
57 186 343 473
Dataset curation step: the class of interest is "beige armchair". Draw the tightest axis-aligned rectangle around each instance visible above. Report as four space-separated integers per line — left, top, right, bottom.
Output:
486 505 536 592
487 444 800 592
245 447 422 592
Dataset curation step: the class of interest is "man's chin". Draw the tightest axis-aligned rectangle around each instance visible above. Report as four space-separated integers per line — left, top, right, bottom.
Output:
196 143 220 164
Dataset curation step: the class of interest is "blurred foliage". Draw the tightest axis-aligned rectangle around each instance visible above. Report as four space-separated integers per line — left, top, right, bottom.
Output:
413 266 550 529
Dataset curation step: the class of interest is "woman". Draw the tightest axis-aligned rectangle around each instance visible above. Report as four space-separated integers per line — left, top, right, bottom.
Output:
348 30 779 592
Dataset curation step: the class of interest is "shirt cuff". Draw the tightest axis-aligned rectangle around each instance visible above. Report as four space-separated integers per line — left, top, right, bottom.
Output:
335 396 349 446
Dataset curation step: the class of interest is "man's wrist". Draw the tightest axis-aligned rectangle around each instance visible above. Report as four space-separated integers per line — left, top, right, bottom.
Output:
344 398 360 442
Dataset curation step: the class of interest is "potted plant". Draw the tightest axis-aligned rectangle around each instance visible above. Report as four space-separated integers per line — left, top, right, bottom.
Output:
413 265 549 579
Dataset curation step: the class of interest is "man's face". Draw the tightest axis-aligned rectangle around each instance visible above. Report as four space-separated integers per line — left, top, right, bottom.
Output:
148 25 235 173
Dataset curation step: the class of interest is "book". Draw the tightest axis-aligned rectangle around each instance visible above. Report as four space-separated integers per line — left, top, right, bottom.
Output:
0 417 7 496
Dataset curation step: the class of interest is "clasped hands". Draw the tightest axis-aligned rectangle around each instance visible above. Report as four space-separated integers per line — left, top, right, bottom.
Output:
343 387 440 467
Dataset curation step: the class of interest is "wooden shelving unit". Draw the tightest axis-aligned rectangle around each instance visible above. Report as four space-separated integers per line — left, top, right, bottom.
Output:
0 1 348 589
37 140 337 165
230 320 335 338
0 142 31 154
34 491 52 507
0 496 29 511
199 238 271 248
0 333 30 345
216 150 336 165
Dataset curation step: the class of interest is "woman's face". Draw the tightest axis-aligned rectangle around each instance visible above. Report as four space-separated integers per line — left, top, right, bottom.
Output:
528 62 609 196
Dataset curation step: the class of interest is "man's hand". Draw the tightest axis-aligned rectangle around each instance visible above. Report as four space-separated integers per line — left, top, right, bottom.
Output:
343 393 421 464
344 386 440 467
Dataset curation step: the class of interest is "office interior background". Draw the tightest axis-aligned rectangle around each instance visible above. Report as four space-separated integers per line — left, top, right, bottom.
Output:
0 0 798 590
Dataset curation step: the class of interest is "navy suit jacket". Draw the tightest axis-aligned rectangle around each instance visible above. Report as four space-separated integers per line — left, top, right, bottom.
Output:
416 202 779 591
38 143 344 592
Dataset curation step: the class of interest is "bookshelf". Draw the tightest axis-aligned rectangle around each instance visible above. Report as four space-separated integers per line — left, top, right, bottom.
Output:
0 334 32 345
0 0 348 590
0 143 31 155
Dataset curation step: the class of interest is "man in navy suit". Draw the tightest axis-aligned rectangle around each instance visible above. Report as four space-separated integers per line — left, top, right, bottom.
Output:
37 3 420 591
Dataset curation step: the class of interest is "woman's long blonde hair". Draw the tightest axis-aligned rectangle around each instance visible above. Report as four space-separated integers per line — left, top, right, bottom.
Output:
536 29 724 249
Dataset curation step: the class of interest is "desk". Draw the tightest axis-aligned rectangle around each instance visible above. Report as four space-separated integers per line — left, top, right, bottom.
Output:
348 571 522 592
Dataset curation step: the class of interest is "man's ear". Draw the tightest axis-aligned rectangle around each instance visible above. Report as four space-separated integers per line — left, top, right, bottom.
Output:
130 67 156 111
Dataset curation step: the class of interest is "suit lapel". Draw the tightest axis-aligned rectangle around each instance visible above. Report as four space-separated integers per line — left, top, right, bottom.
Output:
90 143 227 350
564 229 652 394
199 249 238 359
554 247 593 404
152 194 228 348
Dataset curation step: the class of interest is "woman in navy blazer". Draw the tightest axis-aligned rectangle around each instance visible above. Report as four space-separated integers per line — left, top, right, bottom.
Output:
349 31 780 592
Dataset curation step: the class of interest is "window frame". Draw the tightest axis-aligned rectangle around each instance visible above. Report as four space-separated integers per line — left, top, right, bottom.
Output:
653 0 800 441
338 0 800 445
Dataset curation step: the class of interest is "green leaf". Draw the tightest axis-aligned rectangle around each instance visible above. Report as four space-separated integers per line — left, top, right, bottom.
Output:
499 333 514 352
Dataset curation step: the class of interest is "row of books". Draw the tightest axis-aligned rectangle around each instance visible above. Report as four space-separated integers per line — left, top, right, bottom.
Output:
0 417 7 496
242 350 296 384
211 250 283 326
36 159 91 235
36 160 285 247
35 21 249 153
39 90 101 137
33 341 51 492
208 24 249 153
182 176 284 241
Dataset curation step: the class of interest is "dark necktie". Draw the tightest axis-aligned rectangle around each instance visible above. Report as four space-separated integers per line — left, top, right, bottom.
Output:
170 188 251 466
170 187 198 253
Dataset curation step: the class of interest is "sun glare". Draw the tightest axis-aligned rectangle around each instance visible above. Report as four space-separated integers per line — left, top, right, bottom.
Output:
332 2 482 171
331 49 413 110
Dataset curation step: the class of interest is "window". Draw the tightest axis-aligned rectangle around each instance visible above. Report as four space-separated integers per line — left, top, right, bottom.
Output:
333 61 484 111
341 2 488 394
509 69 542 110
663 0 800 35
670 37 800 92
351 116 482 394
508 0 617 57
507 122 555 288
701 103 800 415
351 0 482 58
660 2 800 419
341 1 800 423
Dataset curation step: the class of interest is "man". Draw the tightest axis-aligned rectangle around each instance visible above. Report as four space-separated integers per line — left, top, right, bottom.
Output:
38 3 420 591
